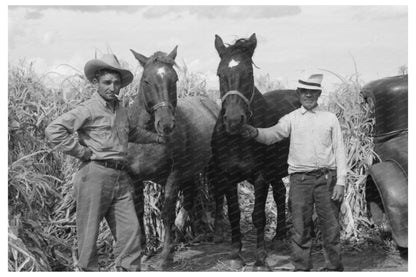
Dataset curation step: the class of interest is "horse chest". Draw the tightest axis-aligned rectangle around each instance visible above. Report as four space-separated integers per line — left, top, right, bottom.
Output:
215 141 259 176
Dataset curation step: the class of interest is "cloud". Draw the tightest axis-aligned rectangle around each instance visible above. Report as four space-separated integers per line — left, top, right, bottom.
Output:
142 5 301 20
9 6 147 20
348 6 407 21
9 5 301 21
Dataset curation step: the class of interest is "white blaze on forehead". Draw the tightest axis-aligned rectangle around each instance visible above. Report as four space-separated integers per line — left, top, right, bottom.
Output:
157 67 166 78
228 59 240 68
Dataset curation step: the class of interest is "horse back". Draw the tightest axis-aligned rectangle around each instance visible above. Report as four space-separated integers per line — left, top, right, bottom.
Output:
262 89 300 179
171 96 220 177
263 89 300 125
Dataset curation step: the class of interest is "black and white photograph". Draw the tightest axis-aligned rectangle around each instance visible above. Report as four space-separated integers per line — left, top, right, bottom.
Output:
6 1 411 272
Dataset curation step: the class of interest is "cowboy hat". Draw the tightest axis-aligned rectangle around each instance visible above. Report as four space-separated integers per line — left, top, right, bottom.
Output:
297 74 323 91
84 54 134 88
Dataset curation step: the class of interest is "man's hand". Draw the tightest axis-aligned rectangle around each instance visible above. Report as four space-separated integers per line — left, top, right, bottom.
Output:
81 147 92 161
331 185 345 202
240 124 258 139
157 135 169 144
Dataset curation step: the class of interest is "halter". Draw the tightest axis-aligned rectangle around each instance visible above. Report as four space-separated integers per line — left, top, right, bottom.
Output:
148 101 174 113
141 83 175 114
221 86 255 118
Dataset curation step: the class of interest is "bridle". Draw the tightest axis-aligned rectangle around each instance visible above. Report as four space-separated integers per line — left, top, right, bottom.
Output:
221 85 255 119
147 101 174 114
141 81 175 115
141 59 177 115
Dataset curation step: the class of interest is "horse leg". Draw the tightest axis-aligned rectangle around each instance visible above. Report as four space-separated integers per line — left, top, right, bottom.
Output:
182 179 195 212
131 181 147 249
271 178 288 242
252 174 269 268
175 179 194 238
225 182 243 260
159 171 179 269
208 164 226 243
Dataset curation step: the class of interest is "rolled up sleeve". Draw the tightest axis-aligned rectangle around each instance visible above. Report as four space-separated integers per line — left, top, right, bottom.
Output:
45 106 90 160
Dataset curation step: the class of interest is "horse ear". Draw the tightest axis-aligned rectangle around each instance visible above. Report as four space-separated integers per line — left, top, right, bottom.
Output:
247 33 257 57
215 34 226 58
130 49 149 67
168 45 178 60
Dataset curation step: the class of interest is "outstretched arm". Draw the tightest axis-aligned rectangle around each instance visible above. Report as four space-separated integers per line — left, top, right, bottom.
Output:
240 114 291 145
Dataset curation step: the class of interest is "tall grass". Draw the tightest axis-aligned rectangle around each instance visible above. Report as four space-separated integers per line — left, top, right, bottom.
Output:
8 60 217 271
325 71 376 242
8 59 379 271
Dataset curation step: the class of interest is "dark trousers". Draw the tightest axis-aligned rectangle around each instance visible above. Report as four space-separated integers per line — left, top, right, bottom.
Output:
73 161 142 271
289 170 343 271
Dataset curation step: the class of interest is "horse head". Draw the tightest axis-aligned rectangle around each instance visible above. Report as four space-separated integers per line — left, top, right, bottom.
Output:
215 33 257 134
130 46 178 136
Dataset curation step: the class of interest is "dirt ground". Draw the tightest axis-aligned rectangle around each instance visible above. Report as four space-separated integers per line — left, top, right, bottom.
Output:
141 228 408 272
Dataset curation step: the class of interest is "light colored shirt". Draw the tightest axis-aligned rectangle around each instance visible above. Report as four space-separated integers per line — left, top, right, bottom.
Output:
256 105 347 186
45 93 158 161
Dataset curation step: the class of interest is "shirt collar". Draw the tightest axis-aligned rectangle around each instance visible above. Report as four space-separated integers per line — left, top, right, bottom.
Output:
93 92 120 110
300 104 320 115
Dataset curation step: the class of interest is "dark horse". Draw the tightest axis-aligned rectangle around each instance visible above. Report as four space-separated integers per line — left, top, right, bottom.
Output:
361 75 408 257
209 33 300 268
127 47 219 268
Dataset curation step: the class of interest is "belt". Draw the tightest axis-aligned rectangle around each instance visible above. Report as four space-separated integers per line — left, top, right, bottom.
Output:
93 159 129 171
292 168 335 177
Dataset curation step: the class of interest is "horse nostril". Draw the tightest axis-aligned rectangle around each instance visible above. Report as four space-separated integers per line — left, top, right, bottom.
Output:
156 120 163 132
241 115 246 123
164 125 173 134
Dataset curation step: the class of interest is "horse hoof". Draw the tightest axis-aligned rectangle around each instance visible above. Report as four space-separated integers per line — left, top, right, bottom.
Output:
213 235 224 243
273 229 288 241
256 248 268 264
271 239 290 251
252 264 272 272
228 258 245 270
152 259 171 271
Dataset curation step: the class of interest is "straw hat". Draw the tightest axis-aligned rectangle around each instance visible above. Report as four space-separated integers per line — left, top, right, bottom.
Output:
297 74 323 91
84 54 133 88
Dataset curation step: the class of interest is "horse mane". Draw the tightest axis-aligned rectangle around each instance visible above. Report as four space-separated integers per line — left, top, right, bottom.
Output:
225 38 258 68
226 38 253 56
147 51 177 67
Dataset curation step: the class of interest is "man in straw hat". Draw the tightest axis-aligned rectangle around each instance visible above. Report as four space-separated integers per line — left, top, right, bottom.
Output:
46 54 166 271
240 74 347 271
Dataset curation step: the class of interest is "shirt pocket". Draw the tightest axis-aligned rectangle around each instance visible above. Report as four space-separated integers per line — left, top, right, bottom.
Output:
318 125 332 147
87 118 113 150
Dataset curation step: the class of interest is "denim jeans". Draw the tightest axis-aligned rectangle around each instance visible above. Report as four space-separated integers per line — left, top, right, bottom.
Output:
289 170 343 271
73 161 142 271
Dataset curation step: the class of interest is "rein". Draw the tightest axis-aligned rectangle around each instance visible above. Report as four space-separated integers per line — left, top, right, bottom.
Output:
221 86 255 118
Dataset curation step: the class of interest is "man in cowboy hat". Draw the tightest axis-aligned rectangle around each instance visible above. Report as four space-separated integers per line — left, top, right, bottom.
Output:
240 74 347 271
45 54 165 271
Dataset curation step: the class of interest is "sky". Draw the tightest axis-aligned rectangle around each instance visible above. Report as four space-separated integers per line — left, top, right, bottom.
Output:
7 4 409 91
2 2 415 273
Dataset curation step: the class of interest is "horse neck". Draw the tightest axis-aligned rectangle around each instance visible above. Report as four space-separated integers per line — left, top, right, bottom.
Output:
129 85 152 128
249 86 269 126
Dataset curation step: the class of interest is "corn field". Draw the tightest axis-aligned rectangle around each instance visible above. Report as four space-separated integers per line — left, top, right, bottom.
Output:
8 60 380 271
